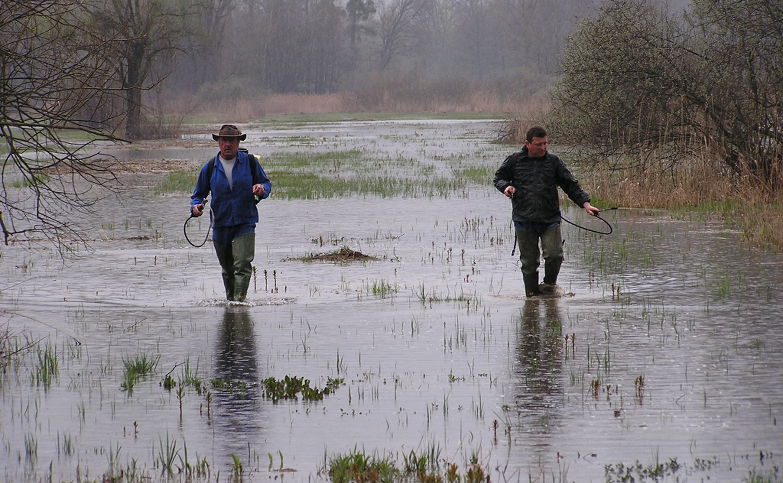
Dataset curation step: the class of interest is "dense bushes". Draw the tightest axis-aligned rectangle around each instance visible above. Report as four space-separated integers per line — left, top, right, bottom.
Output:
548 0 782 193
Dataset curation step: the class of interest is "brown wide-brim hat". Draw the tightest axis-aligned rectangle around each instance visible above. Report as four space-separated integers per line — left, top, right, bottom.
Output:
212 124 246 141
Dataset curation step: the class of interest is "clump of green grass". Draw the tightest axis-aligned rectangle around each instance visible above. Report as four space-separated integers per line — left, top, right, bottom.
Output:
121 353 160 392
323 447 490 483
156 433 179 475
366 279 398 298
716 276 731 299
327 450 400 482
230 454 243 479
33 342 59 388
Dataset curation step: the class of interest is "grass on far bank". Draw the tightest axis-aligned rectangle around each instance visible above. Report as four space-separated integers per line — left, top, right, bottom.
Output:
574 152 783 251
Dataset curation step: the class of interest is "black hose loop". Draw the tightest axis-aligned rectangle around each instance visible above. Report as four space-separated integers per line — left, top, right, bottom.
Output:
184 207 212 248
560 208 615 235
510 207 617 256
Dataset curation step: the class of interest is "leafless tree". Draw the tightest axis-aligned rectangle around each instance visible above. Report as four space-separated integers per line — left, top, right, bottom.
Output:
87 0 197 139
182 0 237 89
377 0 433 70
249 0 346 93
347 0 376 47
551 0 782 189
1 0 126 249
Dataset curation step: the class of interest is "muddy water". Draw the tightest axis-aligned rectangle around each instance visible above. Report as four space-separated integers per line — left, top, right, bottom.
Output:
1 120 782 482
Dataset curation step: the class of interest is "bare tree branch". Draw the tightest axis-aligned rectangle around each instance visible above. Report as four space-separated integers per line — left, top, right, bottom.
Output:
1 0 127 251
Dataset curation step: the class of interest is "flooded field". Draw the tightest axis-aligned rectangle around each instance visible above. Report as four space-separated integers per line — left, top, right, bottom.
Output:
1 119 781 482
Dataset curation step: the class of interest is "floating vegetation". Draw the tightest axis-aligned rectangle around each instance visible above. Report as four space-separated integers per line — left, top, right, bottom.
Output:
261 375 344 402
287 246 378 263
603 456 735 482
605 457 682 482
209 378 249 397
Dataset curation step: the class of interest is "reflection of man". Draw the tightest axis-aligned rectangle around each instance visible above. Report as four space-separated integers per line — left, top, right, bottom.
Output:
515 299 563 415
215 308 258 381
494 126 599 297
213 308 261 453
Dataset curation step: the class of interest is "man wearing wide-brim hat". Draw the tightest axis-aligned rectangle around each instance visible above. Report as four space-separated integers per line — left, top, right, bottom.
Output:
190 124 272 302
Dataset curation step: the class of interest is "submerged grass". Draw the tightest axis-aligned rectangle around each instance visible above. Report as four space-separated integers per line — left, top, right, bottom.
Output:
155 148 470 199
415 284 480 306
154 170 196 195
257 111 505 124
453 165 495 185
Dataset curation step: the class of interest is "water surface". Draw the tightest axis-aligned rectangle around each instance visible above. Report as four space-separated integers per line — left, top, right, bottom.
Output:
1 119 781 482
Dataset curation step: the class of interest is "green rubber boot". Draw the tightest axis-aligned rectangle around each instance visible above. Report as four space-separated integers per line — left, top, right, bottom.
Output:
213 241 235 300
231 233 255 302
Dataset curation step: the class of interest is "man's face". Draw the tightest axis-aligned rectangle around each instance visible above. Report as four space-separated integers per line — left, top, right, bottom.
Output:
218 137 239 159
525 136 548 158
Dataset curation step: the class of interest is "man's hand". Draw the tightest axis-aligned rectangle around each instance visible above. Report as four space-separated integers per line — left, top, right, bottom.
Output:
503 185 516 198
252 184 265 197
191 204 204 217
583 202 600 216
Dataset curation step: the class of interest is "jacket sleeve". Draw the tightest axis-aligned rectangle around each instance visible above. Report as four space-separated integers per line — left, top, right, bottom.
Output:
493 154 516 193
190 161 211 209
250 155 272 201
555 158 590 206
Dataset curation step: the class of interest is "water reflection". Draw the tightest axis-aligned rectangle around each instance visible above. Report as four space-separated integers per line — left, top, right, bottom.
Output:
513 299 564 438
212 308 262 456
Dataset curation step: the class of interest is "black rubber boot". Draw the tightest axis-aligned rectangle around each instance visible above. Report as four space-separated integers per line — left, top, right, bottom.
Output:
523 272 541 297
539 262 559 295
543 260 561 286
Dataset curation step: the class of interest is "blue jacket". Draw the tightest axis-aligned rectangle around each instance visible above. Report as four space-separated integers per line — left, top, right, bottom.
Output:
190 151 272 228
